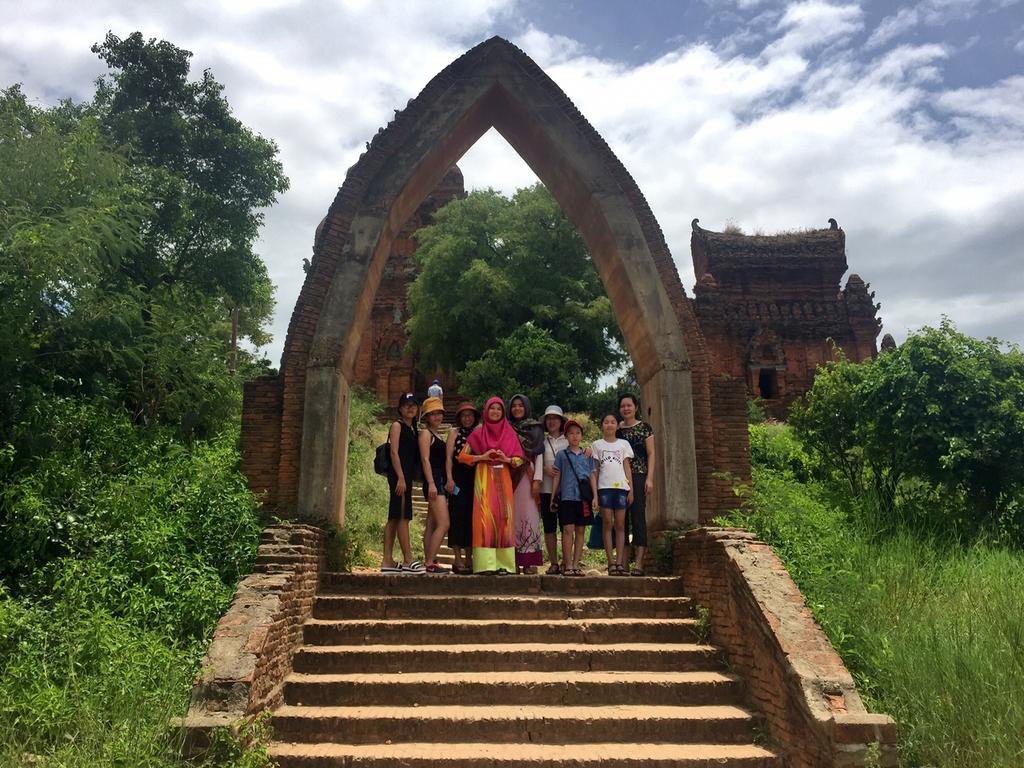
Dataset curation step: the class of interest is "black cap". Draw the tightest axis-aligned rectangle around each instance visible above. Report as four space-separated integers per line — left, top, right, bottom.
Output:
398 392 418 407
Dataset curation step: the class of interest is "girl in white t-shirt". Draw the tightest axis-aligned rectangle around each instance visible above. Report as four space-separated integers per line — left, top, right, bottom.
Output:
591 414 634 576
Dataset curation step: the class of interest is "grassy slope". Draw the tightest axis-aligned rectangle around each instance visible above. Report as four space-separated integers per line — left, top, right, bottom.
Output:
723 423 1024 768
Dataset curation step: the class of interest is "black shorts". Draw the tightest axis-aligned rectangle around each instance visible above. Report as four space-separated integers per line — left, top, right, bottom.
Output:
556 499 590 529
540 493 558 534
422 472 448 501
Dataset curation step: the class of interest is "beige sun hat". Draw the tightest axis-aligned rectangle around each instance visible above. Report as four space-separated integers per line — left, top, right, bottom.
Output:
420 396 444 418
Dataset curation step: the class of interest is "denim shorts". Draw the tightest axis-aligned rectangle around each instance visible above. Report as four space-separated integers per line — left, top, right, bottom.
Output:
597 488 628 510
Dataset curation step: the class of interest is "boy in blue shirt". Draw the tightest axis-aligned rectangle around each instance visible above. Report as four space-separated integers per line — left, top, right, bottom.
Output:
550 420 597 576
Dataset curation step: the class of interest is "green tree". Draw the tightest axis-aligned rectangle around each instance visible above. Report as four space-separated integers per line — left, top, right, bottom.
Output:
0 34 288 445
406 185 625 384
90 32 287 336
791 320 1024 540
458 324 590 411
0 85 148 440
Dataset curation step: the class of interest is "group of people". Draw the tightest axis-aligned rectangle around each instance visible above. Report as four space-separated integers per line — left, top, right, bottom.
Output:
381 389 655 577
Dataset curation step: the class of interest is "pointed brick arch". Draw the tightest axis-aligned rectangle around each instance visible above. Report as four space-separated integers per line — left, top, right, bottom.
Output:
244 37 745 530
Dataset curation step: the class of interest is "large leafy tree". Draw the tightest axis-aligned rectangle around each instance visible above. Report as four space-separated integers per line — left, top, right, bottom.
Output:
406 184 625 386
0 34 289 445
791 320 1024 540
90 32 287 342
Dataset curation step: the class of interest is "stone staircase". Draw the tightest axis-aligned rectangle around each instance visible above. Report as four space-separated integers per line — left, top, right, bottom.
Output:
267 573 781 767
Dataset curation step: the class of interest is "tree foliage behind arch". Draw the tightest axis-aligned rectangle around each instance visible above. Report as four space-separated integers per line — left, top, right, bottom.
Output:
405 184 626 397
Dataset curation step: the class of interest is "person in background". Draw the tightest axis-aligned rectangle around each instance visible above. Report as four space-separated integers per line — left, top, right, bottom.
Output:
508 394 545 574
617 393 655 576
457 397 522 574
592 413 634 576
446 402 479 575
382 393 424 573
550 419 596 577
537 404 568 574
418 397 451 573
427 378 443 399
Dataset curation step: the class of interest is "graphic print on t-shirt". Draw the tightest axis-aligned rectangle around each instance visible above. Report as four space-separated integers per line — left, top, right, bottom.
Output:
591 438 634 491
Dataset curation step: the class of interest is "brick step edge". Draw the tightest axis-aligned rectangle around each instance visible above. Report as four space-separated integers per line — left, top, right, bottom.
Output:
267 741 781 767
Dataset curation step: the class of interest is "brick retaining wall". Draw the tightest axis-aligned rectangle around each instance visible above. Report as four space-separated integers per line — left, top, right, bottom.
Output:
674 527 897 768
179 524 325 753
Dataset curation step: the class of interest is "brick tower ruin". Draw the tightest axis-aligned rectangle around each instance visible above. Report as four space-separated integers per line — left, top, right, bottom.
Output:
691 218 881 417
350 165 465 405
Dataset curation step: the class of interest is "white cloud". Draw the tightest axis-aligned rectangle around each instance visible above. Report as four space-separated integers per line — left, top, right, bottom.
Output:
2 0 1023 363
768 1 864 55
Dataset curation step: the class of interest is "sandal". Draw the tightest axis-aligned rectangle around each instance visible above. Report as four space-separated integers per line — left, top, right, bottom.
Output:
630 567 646 577
545 563 561 575
615 564 630 577
568 568 584 577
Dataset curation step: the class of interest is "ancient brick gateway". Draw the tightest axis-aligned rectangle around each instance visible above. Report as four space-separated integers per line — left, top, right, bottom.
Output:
241 36 754 530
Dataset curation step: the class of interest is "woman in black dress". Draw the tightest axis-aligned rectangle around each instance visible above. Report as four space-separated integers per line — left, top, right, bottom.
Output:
445 402 480 574
383 392 424 573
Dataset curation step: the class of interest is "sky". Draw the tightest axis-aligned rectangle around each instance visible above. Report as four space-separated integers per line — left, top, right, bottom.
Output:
2 0 1023 366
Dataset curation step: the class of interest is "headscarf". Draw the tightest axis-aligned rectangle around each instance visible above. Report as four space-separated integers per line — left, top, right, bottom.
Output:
467 396 524 458
507 393 545 456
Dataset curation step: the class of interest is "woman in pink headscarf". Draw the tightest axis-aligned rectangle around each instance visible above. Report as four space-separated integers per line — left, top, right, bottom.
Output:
458 396 524 574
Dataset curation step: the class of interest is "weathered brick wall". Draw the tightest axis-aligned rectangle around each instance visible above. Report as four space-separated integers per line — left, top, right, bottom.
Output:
706 377 751 520
240 376 282 506
674 528 897 768
179 524 325 753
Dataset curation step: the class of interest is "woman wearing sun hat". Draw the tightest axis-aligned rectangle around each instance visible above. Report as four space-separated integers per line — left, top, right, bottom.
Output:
446 401 479 574
418 396 451 573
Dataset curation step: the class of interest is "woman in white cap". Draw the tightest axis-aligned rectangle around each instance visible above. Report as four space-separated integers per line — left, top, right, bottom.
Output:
537 404 569 574
418 396 450 573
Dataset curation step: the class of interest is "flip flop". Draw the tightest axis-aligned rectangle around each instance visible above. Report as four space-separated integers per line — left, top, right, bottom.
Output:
401 561 425 573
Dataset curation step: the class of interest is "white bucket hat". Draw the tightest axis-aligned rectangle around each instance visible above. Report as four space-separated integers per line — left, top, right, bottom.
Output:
542 404 566 421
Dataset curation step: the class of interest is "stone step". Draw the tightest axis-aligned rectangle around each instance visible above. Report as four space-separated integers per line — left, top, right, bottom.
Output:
312 595 693 621
302 617 701 646
292 643 722 674
318 573 687 597
283 670 744 707
271 704 756 745
268 741 781 768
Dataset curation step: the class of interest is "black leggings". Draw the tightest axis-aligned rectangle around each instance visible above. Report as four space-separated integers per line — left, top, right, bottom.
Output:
625 473 648 547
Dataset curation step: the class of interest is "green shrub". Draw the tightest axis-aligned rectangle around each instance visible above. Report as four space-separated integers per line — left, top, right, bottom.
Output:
723 464 1024 768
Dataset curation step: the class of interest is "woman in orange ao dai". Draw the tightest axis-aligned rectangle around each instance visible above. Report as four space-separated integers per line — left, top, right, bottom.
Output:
457 396 523 574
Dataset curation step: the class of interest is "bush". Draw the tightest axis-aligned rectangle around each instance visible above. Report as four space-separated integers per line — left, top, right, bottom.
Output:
724 426 1024 768
0 398 264 766
791 321 1024 545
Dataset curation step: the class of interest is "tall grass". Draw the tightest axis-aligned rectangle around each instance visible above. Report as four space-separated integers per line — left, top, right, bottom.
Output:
725 424 1024 768
0 402 266 767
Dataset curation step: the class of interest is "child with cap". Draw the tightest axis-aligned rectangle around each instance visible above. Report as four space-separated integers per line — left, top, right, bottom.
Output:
537 404 568 574
550 419 597 576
